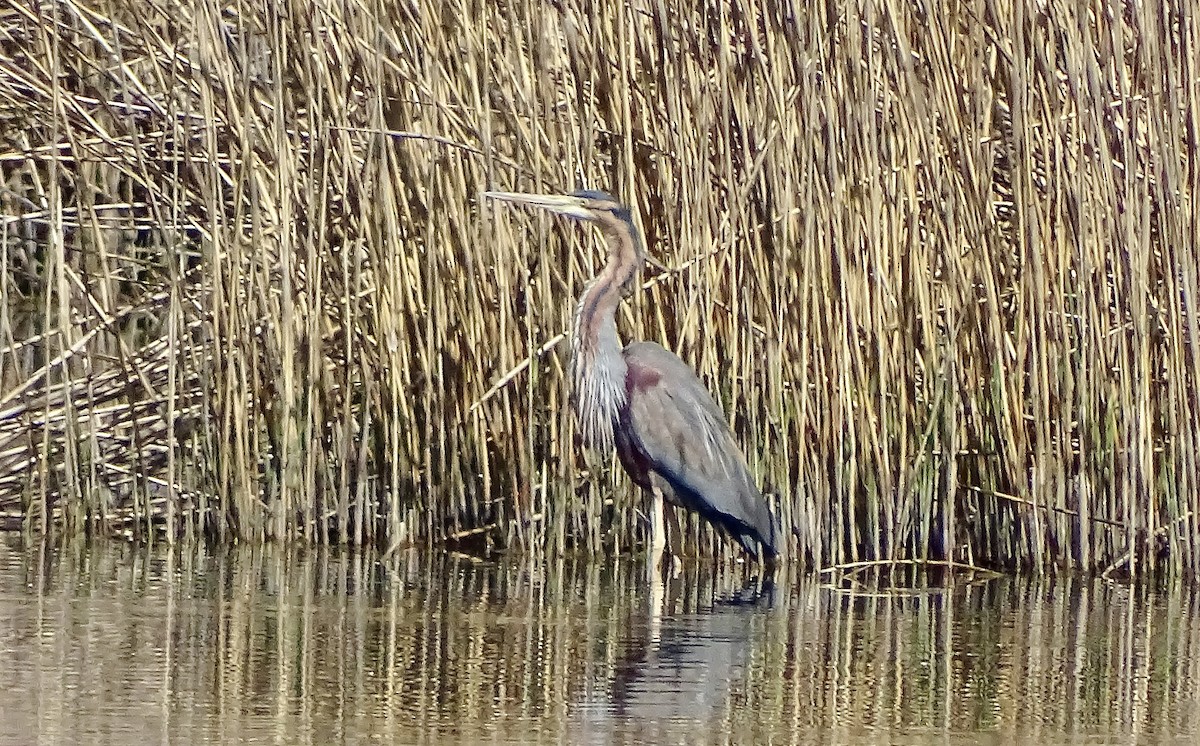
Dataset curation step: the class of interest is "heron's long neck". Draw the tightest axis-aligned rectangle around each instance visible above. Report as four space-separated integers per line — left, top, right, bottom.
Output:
571 221 644 455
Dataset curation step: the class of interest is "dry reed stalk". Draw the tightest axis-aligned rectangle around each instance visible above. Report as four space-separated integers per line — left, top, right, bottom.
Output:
0 0 1197 575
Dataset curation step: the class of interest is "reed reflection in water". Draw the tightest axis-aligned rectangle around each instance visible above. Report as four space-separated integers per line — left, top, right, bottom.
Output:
0 539 1197 745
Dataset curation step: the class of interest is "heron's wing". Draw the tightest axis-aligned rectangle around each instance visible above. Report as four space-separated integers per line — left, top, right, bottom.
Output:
621 342 778 557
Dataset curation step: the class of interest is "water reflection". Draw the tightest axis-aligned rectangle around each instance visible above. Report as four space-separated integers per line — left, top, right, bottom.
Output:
0 539 1197 745
575 584 770 745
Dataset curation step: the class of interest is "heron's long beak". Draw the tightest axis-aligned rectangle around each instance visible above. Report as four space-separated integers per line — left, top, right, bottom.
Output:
483 191 593 220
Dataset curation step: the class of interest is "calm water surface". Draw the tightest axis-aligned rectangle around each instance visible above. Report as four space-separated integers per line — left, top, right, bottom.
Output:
0 539 1197 745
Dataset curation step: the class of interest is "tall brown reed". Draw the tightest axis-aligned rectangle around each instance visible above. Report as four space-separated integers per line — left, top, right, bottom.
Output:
0 0 1197 575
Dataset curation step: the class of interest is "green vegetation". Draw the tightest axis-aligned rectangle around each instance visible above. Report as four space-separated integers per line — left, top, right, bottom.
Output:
1 1 1196 575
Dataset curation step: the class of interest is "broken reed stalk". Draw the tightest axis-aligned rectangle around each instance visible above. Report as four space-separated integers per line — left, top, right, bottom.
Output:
0 0 1197 576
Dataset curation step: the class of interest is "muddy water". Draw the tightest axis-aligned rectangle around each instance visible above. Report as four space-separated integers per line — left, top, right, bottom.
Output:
0 539 1197 745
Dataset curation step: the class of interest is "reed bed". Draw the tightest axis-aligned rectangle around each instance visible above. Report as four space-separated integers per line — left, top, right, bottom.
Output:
0 0 1197 574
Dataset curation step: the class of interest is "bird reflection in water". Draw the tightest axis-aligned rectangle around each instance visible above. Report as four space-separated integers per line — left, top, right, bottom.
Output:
574 565 775 739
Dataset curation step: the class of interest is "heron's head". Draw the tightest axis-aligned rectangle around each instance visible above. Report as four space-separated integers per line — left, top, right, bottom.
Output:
483 188 630 222
483 188 643 256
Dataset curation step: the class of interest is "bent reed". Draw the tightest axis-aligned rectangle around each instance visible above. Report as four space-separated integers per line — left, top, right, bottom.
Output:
0 0 1196 576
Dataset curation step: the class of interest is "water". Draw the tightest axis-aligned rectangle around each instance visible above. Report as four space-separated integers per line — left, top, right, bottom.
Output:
0 539 1197 745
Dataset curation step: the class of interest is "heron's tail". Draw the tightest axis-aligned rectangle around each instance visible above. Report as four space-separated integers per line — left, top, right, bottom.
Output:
735 512 781 561
760 516 782 561
753 508 782 561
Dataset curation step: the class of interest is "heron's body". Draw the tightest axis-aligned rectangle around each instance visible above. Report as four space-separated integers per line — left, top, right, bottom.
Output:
616 341 778 557
485 189 780 562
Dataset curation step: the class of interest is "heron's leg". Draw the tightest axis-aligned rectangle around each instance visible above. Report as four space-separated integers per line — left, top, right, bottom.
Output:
648 485 666 571
665 504 683 564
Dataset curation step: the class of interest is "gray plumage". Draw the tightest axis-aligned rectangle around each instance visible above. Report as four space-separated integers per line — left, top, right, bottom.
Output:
617 342 778 558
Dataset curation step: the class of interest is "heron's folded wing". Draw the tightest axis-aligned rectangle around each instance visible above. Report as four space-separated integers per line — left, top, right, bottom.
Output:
622 343 777 554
